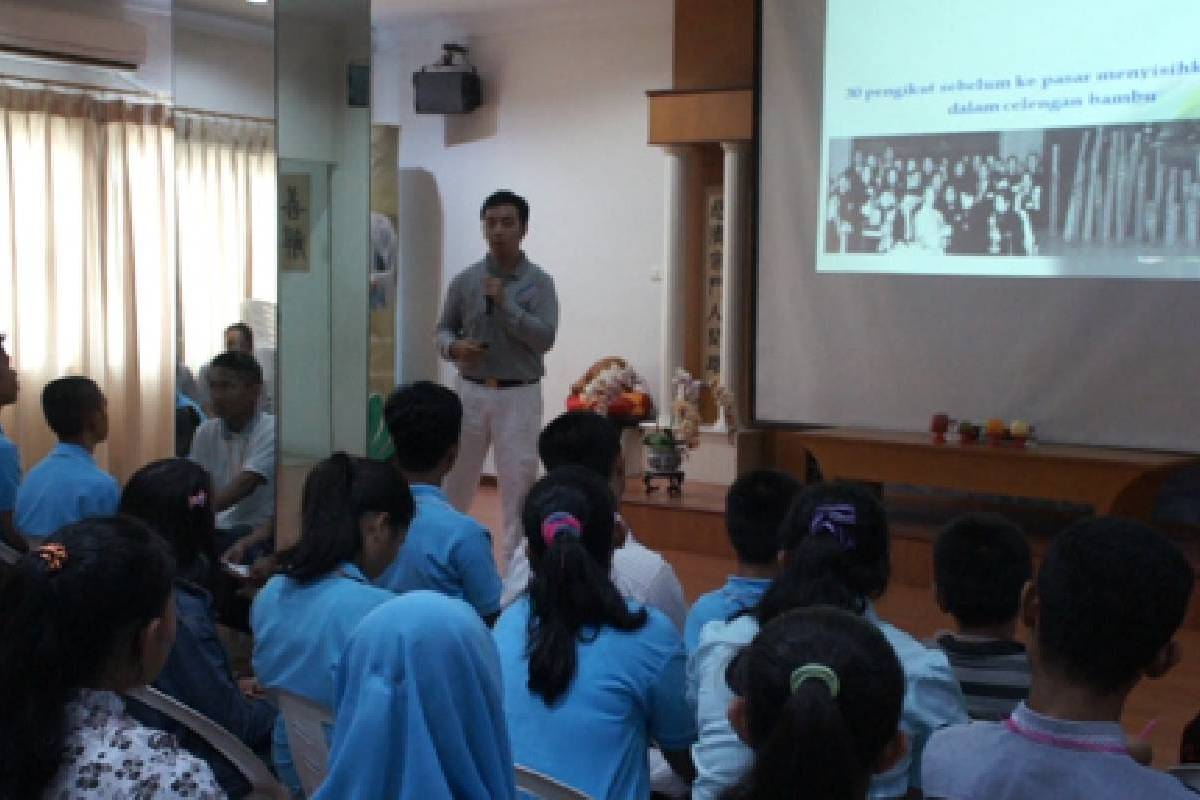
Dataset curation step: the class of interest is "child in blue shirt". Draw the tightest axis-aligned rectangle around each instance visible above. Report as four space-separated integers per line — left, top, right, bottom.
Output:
723 606 906 800
0 334 23 551
689 482 967 800
494 467 697 799
376 381 502 622
252 453 415 794
684 469 801 654
922 517 1196 800
15 376 118 539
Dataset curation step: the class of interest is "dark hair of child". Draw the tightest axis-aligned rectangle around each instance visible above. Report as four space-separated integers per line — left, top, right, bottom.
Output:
523 466 647 703
934 512 1032 627
0 517 175 797
1036 516 1193 694
41 376 104 439
275 453 415 584
384 381 463 473
722 605 904 800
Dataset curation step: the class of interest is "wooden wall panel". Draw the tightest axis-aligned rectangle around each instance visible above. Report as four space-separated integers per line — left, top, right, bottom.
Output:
673 0 756 91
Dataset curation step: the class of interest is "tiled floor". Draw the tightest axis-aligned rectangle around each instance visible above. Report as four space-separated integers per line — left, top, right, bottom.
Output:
468 484 1200 770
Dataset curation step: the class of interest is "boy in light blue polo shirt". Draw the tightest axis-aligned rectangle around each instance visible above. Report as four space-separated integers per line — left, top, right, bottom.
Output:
0 335 23 551
15 376 118 539
377 381 502 622
684 469 801 654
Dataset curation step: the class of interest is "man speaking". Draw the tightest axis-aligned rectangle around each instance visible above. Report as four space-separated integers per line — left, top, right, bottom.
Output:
436 190 559 572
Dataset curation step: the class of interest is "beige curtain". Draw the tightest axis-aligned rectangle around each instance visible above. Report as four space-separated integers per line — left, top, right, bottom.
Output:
0 85 175 481
175 113 276 374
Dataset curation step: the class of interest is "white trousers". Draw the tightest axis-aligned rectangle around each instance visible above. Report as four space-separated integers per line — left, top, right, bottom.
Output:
442 374 542 573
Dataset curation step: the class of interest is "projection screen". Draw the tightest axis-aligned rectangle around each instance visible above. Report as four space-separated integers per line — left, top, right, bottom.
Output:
754 0 1200 451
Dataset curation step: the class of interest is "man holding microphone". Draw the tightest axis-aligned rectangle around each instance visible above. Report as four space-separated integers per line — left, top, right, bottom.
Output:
436 190 559 573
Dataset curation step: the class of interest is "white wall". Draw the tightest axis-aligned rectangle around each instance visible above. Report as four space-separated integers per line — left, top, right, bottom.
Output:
373 0 673 439
173 20 273 117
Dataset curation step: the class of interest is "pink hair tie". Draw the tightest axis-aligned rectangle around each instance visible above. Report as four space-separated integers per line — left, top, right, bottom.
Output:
541 512 582 548
187 490 208 510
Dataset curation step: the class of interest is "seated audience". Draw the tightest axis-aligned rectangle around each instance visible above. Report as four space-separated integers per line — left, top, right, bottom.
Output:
723 606 906 800
922 517 1195 799
251 453 413 795
689 482 966 800
0 517 223 798
683 469 801 655
0 334 23 552
929 513 1033 721
501 410 688 631
1182 709 1200 764
493 467 697 798
315 591 516 800
189 351 275 564
120 458 276 798
376 381 502 622
15 376 118 539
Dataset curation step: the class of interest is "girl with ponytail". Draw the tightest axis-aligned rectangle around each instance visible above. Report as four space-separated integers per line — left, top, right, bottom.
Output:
493 466 697 799
722 606 906 800
0 517 223 798
250 452 415 795
691 482 967 800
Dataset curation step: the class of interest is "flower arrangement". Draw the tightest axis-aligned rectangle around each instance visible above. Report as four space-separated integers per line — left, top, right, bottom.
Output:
566 356 655 422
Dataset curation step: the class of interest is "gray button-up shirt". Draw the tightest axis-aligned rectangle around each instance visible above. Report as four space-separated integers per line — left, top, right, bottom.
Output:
436 254 558 381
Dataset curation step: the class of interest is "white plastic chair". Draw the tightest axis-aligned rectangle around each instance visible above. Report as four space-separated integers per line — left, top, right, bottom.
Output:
125 685 287 800
267 688 334 797
514 764 592 799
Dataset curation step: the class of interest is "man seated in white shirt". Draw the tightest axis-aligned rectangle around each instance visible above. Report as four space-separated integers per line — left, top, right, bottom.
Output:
500 410 687 630
188 350 276 567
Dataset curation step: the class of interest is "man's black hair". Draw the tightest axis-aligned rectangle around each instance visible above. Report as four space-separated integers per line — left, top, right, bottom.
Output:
41 377 104 439
537 411 620 480
1036 516 1193 693
934 513 1032 628
480 190 530 226
225 322 254 349
725 470 803 566
384 381 463 473
209 350 262 385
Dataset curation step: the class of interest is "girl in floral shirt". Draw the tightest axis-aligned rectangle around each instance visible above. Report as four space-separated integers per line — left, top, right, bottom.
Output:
0 516 223 799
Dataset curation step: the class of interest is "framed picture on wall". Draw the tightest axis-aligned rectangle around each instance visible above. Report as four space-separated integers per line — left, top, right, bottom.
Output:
279 173 311 272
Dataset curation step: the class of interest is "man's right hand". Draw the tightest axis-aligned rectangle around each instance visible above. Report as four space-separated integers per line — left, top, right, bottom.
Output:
449 338 487 364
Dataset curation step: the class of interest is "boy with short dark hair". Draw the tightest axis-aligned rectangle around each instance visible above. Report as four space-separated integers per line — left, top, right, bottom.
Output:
922 516 1196 799
683 469 802 654
15 376 118 539
377 381 502 623
929 513 1033 720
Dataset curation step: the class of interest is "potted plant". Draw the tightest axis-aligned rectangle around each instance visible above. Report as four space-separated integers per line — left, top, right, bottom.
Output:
642 426 684 473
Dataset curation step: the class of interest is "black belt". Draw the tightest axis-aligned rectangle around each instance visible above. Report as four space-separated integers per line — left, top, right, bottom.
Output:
464 376 539 389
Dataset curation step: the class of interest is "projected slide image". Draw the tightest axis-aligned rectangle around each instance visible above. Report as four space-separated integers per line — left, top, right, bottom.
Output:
822 121 1200 270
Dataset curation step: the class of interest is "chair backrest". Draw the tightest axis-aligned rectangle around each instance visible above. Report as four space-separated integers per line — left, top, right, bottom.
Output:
514 764 592 799
125 685 287 800
267 688 334 797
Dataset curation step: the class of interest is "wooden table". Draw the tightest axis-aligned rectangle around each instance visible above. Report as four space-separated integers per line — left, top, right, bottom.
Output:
794 427 1198 519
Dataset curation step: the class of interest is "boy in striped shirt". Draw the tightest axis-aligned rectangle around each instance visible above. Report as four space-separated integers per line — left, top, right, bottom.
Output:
929 513 1033 720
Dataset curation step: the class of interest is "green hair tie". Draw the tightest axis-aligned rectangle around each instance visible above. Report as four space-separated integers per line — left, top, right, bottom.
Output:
790 663 840 698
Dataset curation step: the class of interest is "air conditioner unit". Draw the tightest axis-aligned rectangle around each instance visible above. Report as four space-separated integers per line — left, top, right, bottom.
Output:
0 2 147 71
